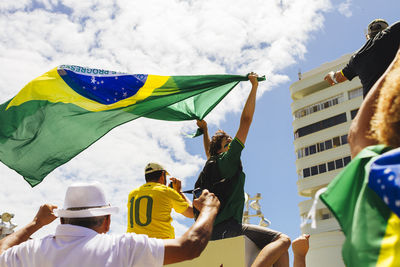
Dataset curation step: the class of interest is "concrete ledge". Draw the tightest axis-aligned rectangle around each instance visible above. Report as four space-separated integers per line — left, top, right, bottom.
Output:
169 235 260 267
305 231 345 267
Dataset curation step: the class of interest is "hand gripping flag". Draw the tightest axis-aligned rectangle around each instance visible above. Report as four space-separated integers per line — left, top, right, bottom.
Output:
0 65 265 187
320 145 400 267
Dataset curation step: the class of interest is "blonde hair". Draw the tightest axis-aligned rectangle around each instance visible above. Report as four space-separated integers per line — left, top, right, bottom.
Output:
370 57 400 147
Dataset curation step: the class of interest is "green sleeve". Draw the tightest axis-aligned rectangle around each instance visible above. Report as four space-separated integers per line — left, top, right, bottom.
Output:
218 138 244 179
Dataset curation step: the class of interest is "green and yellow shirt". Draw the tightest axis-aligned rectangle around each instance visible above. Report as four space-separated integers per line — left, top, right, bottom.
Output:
127 182 189 239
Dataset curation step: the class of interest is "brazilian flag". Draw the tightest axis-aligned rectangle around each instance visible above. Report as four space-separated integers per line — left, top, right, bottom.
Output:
320 145 400 266
0 65 263 187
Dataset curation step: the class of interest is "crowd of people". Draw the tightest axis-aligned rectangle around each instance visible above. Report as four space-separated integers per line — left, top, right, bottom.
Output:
1 17 399 267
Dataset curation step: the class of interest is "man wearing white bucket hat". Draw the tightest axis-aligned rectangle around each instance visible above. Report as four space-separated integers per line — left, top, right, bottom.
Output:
0 182 220 267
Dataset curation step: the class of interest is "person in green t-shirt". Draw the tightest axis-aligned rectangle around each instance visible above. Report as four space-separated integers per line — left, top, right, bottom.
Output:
196 72 291 267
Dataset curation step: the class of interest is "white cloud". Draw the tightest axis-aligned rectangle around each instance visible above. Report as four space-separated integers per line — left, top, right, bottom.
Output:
338 0 352 18
0 0 332 238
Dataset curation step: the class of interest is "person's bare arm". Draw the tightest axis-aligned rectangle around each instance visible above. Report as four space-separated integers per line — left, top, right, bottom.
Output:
196 120 210 159
180 206 194 218
0 204 57 255
170 177 194 218
292 234 310 267
324 70 347 86
235 72 259 144
348 48 400 158
163 190 220 265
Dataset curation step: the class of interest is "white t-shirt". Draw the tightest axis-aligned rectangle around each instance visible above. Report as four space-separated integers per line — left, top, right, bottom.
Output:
0 224 164 267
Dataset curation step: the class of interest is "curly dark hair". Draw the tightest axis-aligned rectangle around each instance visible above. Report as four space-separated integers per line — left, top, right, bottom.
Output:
209 130 231 156
370 54 400 148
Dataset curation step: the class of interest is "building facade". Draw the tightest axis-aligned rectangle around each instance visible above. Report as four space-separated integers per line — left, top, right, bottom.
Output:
290 54 363 267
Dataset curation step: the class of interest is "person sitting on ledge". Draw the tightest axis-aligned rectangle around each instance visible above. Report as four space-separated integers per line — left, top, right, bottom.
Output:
196 72 291 266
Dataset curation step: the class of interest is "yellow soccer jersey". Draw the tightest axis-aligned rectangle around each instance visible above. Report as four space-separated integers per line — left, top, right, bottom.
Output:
127 182 189 239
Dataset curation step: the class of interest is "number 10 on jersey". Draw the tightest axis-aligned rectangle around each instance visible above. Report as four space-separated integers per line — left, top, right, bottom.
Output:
129 196 154 228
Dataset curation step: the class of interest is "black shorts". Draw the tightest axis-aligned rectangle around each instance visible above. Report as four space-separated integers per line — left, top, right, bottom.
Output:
211 218 282 249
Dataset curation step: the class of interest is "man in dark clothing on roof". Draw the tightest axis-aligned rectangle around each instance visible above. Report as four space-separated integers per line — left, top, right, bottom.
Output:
324 19 400 98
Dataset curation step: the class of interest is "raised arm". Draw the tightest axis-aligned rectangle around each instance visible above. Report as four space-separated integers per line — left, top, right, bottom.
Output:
292 234 310 267
163 190 220 265
197 120 210 159
324 70 348 86
348 48 400 157
235 72 259 144
0 204 57 255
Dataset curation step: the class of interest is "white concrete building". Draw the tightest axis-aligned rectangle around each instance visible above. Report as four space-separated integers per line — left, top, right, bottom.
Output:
290 54 363 267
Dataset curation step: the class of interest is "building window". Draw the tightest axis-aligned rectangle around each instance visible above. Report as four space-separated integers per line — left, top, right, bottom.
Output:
294 94 344 119
325 139 333 150
318 164 327 173
341 134 348 145
303 168 310 178
318 142 325 152
348 87 363 100
327 161 335 171
311 166 318 176
320 208 332 220
296 134 349 159
295 113 347 139
300 155 351 179
333 136 341 147
321 213 331 220
351 109 359 120
335 159 344 169
343 156 351 166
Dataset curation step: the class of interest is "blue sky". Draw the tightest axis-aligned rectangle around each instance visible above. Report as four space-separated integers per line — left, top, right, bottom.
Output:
0 0 399 257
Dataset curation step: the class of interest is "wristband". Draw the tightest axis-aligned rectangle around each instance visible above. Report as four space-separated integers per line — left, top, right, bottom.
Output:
328 71 338 84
